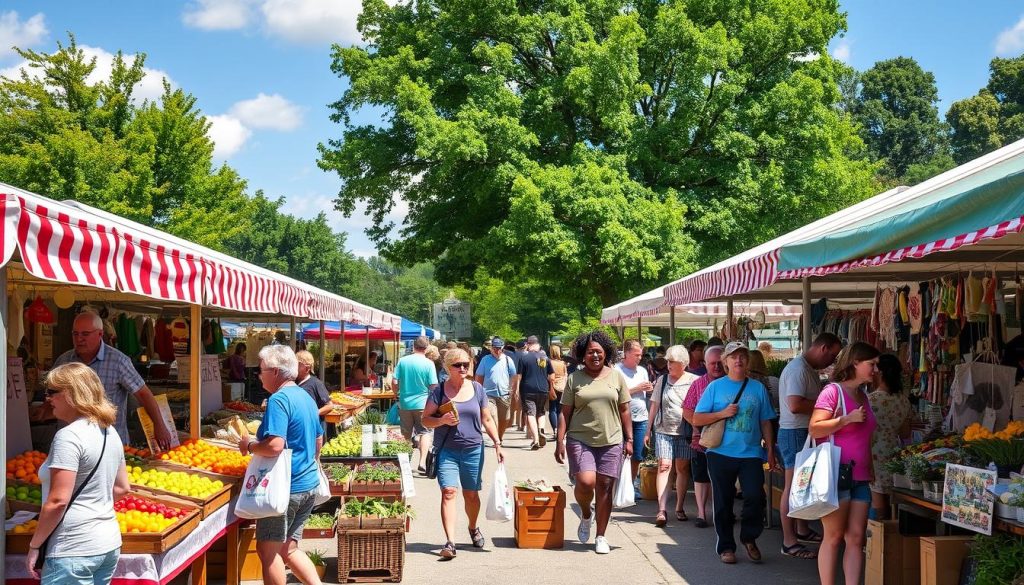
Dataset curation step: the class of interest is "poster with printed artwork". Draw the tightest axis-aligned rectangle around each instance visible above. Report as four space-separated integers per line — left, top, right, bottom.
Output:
432 297 472 340
941 464 995 535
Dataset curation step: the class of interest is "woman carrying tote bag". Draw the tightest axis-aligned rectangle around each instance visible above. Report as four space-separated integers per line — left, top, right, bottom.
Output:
238 345 325 585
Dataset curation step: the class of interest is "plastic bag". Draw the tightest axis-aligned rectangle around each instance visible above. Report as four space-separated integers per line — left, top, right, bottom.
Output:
787 436 840 520
313 462 331 506
485 463 514 522
612 458 635 508
234 450 292 519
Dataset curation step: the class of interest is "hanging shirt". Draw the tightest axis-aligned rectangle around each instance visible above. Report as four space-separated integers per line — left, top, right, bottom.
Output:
153 319 175 362
170 318 189 356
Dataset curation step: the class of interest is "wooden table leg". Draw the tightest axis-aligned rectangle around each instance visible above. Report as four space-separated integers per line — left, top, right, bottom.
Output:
191 551 207 585
226 523 240 585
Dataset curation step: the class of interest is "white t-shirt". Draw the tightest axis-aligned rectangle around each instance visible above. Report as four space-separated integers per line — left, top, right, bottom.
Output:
40 419 124 557
615 363 650 422
650 372 699 435
778 355 823 430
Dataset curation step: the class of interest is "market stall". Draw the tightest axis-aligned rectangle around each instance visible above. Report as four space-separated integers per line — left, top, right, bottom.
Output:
603 138 1024 583
0 181 401 584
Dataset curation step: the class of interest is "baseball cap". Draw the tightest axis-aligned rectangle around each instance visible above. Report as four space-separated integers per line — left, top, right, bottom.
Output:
722 341 750 359
526 335 539 345
491 336 505 349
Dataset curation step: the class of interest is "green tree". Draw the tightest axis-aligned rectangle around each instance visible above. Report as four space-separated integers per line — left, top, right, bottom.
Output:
319 0 877 309
852 57 951 181
342 258 445 324
948 55 1024 164
0 35 254 249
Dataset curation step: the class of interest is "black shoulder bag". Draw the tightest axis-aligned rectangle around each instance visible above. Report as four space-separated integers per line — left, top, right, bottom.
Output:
35 427 109 570
425 387 452 479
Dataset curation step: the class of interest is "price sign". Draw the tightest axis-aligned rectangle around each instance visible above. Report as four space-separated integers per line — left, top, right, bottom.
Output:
137 394 179 454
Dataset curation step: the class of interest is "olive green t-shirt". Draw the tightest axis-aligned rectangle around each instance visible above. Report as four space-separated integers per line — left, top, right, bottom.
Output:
562 368 631 447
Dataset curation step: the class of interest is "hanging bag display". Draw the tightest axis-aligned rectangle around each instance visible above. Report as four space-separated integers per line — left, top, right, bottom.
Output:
699 378 749 449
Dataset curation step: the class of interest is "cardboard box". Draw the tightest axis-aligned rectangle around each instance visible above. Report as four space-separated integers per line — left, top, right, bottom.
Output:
920 535 972 585
865 519 922 585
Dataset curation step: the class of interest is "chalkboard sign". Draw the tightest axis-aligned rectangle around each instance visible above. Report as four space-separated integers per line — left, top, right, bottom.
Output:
959 556 977 585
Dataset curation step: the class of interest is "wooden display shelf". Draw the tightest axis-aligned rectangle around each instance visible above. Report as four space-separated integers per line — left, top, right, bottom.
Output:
121 507 202 554
5 532 32 554
891 488 1024 537
149 457 245 489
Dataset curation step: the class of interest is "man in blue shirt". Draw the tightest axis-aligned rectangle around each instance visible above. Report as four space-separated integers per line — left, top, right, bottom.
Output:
239 344 323 584
394 336 439 473
475 336 517 441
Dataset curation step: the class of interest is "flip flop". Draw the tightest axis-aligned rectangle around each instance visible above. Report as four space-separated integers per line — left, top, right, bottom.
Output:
781 543 817 559
655 511 667 527
695 517 709 528
796 529 823 543
675 509 688 522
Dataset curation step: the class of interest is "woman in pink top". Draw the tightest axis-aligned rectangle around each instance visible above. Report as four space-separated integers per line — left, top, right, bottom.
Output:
809 342 879 585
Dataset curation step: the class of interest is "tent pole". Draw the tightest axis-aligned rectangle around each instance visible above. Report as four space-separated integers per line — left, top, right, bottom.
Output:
190 304 201 439
637 317 642 345
365 327 370 381
340 321 347 388
0 266 8 580
290 317 297 351
802 277 812 352
726 299 734 341
318 321 326 379
669 306 676 346
618 323 624 343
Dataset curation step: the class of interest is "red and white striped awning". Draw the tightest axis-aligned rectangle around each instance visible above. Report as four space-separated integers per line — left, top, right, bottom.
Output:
0 182 401 325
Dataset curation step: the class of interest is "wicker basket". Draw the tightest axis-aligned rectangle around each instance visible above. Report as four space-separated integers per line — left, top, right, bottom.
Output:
337 528 404 583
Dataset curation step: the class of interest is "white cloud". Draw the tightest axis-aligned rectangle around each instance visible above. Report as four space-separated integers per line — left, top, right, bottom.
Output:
259 0 364 45
0 11 47 60
228 93 304 130
182 0 254 30
995 16 1024 57
832 39 852 63
0 45 173 104
207 115 252 158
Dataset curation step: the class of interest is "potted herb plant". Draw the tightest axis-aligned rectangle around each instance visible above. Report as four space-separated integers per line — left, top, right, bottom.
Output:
325 463 352 495
904 454 929 491
338 498 363 529
306 549 328 580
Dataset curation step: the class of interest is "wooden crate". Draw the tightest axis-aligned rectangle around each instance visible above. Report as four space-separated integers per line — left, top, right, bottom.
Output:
337 528 404 583
514 486 566 549
865 519 921 585
303 526 338 539
240 525 262 581
324 463 354 495
5 532 32 554
148 460 243 493
119 492 202 554
132 482 233 519
920 535 973 585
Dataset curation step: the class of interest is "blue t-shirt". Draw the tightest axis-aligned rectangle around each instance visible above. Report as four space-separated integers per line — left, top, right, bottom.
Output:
257 383 324 493
477 353 517 397
694 377 776 459
394 353 439 410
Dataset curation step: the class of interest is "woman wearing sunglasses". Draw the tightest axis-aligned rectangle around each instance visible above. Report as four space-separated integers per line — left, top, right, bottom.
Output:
422 348 504 559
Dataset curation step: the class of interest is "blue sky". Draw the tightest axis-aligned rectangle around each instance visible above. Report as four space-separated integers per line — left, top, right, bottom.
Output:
1 1 1022 257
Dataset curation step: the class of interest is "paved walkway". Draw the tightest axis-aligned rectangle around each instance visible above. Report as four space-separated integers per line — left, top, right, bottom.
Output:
287 427 826 585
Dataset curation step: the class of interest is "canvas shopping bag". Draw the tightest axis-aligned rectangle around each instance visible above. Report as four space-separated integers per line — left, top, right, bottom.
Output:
787 435 841 520
235 449 293 519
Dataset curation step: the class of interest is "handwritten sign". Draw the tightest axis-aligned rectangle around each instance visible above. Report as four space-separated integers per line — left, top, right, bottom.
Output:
6 358 31 457
137 394 179 454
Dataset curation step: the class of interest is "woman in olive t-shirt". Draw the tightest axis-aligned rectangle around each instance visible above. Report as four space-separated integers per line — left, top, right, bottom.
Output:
555 331 632 555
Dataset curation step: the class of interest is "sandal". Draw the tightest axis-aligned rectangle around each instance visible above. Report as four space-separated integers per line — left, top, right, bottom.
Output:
720 551 737 564
781 543 817 559
654 511 667 527
796 529 823 543
743 542 762 563
440 541 457 559
469 527 485 548
695 517 709 528
675 509 688 522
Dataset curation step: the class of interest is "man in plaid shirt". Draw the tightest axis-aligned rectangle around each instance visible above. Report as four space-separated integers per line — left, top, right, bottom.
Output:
681 344 725 528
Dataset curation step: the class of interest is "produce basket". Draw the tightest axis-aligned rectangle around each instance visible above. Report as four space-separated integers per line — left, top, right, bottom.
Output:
337 528 404 583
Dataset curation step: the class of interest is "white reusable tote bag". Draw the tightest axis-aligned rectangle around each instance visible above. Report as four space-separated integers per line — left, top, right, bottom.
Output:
788 386 848 520
235 449 293 519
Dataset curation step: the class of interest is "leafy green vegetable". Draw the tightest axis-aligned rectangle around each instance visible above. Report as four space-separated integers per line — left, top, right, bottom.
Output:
304 514 335 529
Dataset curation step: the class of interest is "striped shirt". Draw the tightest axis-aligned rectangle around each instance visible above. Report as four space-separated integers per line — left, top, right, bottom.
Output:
53 343 146 444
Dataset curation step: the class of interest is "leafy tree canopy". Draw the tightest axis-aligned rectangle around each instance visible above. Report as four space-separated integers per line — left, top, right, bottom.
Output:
320 0 878 308
948 55 1024 164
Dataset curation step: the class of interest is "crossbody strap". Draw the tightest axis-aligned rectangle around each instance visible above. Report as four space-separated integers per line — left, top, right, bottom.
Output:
732 378 750 404
655 375 669 428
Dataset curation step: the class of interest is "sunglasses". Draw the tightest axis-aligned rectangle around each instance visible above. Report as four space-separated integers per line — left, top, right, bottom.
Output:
44 388 62 397
451 362 471 370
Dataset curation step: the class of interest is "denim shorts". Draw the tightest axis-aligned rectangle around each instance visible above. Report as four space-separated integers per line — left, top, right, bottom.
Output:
42 548 120 585
654 432 693 460
839 480 872 503
255 489 317 542
777 427 809 469
437 445 484 490
632 420 648 461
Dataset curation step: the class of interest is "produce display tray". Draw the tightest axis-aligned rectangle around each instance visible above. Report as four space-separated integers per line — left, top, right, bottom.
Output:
148 458 244 490
302 526 337 539
121 504 202 554
5 533 32 554
132 482 233 519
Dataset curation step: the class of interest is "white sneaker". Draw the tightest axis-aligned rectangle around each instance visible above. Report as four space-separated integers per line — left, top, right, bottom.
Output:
578 514 593 543
595 535 610 554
